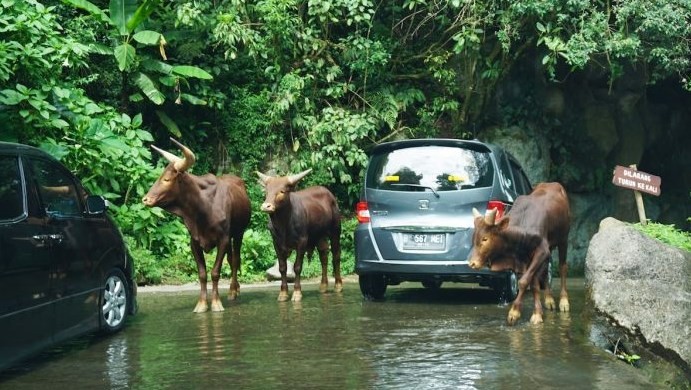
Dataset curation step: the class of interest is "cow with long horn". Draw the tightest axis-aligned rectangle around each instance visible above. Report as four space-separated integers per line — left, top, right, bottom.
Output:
256 169 343 302
143 138 251 312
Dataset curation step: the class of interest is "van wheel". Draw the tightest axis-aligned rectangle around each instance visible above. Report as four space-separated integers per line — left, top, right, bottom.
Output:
493 270 518 304
359 274 387 301
101 269 129 334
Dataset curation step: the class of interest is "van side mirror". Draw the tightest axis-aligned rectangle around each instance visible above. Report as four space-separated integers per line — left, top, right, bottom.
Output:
86 195 107 215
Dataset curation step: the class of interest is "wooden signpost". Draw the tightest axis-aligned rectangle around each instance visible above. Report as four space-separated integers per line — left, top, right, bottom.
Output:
611 164 662 225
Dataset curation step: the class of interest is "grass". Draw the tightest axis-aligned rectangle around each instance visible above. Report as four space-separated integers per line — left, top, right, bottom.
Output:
633 220 691 252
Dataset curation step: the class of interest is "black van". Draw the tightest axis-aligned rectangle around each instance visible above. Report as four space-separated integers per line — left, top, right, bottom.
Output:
354 138 532 300
0 142 137 371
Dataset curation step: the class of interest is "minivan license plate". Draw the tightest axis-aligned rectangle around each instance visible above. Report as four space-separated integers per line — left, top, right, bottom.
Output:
402 233 445 250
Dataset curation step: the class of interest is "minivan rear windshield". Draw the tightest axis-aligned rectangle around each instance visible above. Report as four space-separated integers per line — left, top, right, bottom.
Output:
366 145 494 191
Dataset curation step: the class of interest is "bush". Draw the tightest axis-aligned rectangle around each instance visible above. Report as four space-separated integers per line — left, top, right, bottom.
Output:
633 221 691 252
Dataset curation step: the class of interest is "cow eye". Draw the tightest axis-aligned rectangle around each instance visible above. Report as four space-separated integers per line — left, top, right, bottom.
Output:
481 236 489 243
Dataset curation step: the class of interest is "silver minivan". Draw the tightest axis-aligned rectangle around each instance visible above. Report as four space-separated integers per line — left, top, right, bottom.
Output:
354 138 532 300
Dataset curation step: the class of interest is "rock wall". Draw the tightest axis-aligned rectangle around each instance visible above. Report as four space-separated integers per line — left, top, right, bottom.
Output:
480 63 690 274
585 217 691 380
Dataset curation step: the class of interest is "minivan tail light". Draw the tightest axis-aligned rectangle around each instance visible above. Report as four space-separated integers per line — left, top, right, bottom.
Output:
356 201 370 223
487 200 506 219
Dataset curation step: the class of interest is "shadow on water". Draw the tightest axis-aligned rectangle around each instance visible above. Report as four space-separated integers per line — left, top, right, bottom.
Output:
0 278 664 389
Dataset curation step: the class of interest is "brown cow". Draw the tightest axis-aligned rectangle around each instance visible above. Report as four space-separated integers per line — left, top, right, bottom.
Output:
142 139 251 313
256 169 342 302
468 182 570 325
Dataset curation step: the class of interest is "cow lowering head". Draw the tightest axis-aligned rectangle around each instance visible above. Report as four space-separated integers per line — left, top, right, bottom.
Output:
142 138 196 208
255 169 312 214
468 207 511 270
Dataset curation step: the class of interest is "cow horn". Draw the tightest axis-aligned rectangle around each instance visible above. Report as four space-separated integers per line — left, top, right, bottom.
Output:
472 208 482 219
151 144 183 167
169 138 195 172
484 208 498 225
256 171 272 184
287 169 312 185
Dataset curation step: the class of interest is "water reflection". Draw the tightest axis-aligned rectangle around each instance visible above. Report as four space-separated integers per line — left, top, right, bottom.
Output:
0 280 662 389
104 336 130 389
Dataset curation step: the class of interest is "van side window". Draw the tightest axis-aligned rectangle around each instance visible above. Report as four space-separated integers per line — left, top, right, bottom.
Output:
29 159 82 216
0 156 25 221
510 161 532 195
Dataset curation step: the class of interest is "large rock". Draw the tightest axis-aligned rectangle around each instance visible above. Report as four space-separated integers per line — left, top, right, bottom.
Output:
265 260 296 282
480 125 551 185
585 217 691 375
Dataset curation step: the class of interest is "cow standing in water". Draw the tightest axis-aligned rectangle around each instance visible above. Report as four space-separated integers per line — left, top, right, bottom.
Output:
142 139 250 312
468 182 571 325
256 169 343 302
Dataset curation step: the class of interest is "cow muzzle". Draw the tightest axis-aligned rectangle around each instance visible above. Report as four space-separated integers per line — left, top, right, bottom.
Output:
142 195 156 207
260 202 275 213
468 254 485 270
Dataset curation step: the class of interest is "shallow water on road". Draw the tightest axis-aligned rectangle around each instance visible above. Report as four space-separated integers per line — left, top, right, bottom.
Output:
0 278 662 389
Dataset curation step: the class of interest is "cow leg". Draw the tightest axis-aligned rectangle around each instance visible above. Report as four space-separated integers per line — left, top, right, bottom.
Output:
542 257 556 311
508 276 526 325
227 234 242 300
209 242 228 312
317 240 329 293
292 250 305 302
508 243 550 325
558 241 570 312
331 231 343 293
277 251 290 302
530 277 544 325
191 241 209 313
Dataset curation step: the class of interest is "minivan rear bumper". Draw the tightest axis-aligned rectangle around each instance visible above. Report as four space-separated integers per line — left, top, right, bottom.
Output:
355 226 505 283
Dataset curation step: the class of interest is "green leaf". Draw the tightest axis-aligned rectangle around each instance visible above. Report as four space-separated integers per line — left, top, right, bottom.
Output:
0 90 26 105
62 0 111 23
155 110 181 137
126 0 161 32
88 44 113 55
171 65 213 80
132 30 162 45
141 58 173 75
180 93 207 106
133 72 165 105
114 43 136 71
51 119 70 128
109 0 138 36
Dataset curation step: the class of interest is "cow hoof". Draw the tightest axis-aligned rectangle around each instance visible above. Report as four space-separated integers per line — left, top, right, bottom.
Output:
507 308 521 325
319 283 328 293
193 302 208 313
530 314 543 325
544 296 556 311
277 291 289 302
334 282 343 293
211 301 225 312
292 291 303 302
559 298 570 312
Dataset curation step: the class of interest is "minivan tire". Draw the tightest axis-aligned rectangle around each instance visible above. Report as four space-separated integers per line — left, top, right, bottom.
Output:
359 274 387 301
493 270 518 304
100 269 129 334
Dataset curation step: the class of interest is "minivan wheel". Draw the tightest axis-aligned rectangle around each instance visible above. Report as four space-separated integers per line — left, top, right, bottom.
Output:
101 269 129 334
493 270 518 304
359 274 387 301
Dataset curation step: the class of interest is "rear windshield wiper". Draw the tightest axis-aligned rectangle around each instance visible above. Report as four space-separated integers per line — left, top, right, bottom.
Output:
389 183 440 198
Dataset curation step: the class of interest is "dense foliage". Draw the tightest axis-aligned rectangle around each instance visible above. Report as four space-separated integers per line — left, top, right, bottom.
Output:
1 0 689 284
